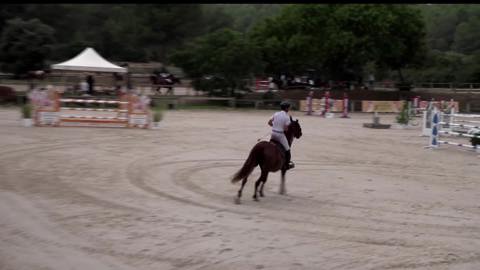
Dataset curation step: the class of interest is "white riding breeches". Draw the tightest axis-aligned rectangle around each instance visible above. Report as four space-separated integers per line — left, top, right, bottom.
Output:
271 131 290 151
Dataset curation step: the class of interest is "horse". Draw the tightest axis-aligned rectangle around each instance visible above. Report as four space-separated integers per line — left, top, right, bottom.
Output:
231 116 302 203
150 73 180 95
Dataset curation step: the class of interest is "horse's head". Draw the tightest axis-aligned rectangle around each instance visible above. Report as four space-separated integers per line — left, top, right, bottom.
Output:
289 116 302 139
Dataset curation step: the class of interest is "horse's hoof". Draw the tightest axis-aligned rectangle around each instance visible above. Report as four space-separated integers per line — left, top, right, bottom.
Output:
234 197 241 204
279 190 286 195
259 193 265 197
253 197 259 202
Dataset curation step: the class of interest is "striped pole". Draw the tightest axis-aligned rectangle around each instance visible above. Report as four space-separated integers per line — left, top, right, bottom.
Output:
306 91 313 116
439 122 480 129
453 119 480 124
323 91 330 117
438 141 476 149
438 130 480 138
449 106 455 130
341 92 349 118
430 107 439 148
413 96 420 108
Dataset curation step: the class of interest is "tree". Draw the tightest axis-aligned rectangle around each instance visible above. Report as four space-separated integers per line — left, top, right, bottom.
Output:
0 5 26 33
0 4 235 63
0 18 55 76
372 5 427 82
453 17 480 54
248 4 331 79
170 28 264 96
249 4 427 83
212 4 284 32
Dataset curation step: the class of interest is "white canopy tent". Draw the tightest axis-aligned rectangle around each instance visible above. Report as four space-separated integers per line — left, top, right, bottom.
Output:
51 47 127 73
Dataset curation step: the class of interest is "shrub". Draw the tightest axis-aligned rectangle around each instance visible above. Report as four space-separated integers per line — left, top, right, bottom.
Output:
396 101 410 125
21 103 32 118
153 107 163 122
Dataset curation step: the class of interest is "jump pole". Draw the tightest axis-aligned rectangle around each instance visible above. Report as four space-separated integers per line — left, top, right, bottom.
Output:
341 92 350 118
427 107 440 148
322 91 334 118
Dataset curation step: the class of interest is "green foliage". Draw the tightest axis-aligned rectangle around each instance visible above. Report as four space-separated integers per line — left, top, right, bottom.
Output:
0 4 234 64
397 50 480 83
453 18 480 54
396 101 411 125
249 4 326 76
418 4 480 53
170 28 263 96
21 103 32 118
250 4 426 81
372 5 427 76
3 4 480 84
150 101 166 122
0 18 55 76
211 4 284 32
153 107 163 122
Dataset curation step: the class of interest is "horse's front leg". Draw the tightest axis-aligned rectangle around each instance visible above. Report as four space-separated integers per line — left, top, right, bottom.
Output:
279 169 287 195
259 173 269 197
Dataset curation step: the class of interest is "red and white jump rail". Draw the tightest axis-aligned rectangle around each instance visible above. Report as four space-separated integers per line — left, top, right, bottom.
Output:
31 91 150 128
59 107 128 113
303 92 350 118
60 99 128 104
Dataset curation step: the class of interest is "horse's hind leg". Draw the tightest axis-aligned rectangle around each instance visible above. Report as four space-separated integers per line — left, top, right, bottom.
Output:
235 177 248 204
279 169 287 195
253 170 268 201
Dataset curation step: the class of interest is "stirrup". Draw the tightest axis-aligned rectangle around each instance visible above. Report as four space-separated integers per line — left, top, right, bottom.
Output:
288 161 295 169
284 161 295 170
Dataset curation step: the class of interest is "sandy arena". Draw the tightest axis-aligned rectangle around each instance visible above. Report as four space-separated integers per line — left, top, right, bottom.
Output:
1 108 479 270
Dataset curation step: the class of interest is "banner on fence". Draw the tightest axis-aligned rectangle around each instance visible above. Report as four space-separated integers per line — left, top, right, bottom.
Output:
361 101 405 113
418 100 459 112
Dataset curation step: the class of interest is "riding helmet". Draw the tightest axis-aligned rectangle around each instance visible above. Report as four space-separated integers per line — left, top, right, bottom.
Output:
280 101 291 110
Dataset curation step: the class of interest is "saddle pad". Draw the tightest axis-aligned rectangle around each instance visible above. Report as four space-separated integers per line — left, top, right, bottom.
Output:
269 139 287 154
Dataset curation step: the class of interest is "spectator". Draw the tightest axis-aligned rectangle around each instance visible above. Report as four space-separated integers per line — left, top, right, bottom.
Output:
113 72 123 91
86 75 95 95
368 73 375 89
79 80 89 95
306 91 314 115
126 72 133 90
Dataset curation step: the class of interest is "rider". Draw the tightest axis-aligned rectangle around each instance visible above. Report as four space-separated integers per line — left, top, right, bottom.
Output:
268 101 295 170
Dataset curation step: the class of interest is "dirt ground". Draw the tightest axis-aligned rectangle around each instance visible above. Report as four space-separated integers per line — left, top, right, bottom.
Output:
1 108 479 270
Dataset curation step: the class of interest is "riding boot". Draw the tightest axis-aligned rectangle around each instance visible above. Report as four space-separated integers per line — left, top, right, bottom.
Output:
284 150 294 170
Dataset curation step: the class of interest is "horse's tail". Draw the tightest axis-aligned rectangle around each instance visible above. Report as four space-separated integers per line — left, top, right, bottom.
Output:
231 143 262 183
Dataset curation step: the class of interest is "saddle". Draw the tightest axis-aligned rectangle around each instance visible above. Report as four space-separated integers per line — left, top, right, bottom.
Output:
269 139 287 157
269 138 294 170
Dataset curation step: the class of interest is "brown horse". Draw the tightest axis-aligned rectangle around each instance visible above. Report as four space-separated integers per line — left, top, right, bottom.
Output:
231 116 302 203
